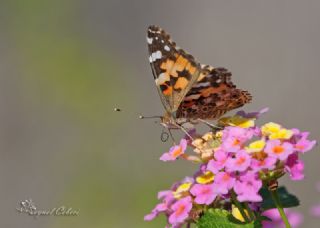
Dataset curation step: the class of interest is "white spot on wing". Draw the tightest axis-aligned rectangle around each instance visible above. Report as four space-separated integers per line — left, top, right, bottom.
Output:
146 37 153 44
154 50 162 60
150 50 162 62
164 45 170 51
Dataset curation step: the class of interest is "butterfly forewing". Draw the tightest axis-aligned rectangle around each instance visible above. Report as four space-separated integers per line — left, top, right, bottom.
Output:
146 25 252 123
147 25 201 113
176 65 252 120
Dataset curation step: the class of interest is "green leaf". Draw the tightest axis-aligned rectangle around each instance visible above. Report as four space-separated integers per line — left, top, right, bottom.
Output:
260 186 300 211
197 209 262 228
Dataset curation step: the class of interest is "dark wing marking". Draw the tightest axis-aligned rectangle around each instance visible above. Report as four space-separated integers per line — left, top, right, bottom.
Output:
176 65 252 120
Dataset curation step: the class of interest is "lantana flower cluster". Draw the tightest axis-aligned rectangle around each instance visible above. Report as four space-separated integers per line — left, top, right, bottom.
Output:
145 109 316 227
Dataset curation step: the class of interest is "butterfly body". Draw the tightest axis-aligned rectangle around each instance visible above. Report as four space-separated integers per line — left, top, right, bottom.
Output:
147 25 252 131
159 111 180 129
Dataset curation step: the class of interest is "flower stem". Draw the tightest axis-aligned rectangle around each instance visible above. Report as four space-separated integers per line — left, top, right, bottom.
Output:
231 190 250 223
270 189 291 228
243 202 255 221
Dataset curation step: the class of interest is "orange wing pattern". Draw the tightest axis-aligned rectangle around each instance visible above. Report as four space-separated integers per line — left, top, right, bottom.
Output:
176 66 252 120
147 26 252 121
147 25 201 113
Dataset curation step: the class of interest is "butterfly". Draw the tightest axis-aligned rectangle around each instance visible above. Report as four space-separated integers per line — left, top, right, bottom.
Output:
147 25 252 137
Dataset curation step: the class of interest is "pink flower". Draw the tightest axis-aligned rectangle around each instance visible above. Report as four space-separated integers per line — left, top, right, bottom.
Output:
291 130 317 153
294 136 316 153
144 203 166 221
310 204 320 217
144 191 175 221
251 156 277 172
285 153 304 180
190 183 218 205
262 208 303 228
158 190 172 199
225 150 251 172
168 196 192 225
265 139 294 161
206 149 229 174
221 127 253 152
214 171 236 193
160 139 187 161
234 172 262 202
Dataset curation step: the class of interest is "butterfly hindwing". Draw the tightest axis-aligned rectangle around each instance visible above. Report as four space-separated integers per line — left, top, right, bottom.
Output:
147 25 201 113
176 65 252 120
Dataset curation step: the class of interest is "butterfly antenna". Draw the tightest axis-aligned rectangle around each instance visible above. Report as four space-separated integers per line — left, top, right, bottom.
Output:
139 115 162 120
114 108 161 120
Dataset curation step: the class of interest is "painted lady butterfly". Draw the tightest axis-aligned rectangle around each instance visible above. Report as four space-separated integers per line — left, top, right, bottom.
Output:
147 25 251 134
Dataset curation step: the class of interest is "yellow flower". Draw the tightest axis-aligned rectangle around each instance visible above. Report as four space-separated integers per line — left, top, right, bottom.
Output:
246 140 266 153
231 205 249 222
219 115 255 128
261 122 281 136
196 171 214 184
269 128 293 140
261 122 293 139
173 182 192 199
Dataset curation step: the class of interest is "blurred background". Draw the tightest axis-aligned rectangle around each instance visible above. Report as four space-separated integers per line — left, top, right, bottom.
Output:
0 0 319 227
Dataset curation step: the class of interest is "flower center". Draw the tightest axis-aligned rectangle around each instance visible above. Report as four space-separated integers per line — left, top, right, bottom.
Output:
259 160 266 166
236 156 246 165
273 145 284 154
201 187 211 195
222 173 230 182
233 139 241 146
173 146 183 157
175 204 186 216
295 145 304 150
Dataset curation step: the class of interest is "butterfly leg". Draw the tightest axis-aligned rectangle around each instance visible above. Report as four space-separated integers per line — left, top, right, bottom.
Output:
173 123 194 141
160 131 169 142
168 128 176 144
197 118 222 130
